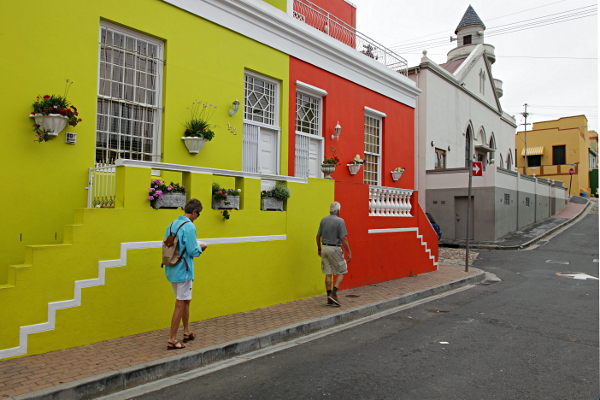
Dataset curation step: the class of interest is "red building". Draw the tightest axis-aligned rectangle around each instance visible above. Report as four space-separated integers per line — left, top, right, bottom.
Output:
289 0 439 289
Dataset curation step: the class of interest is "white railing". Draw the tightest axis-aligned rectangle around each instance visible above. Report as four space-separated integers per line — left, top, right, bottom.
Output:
369 186 413 216
293 0 408 76
87 162 117 208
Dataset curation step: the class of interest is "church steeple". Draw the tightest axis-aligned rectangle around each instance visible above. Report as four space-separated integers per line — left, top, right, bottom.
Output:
447 5 495 64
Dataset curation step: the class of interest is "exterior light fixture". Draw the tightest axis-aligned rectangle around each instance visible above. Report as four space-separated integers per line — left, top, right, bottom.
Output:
431 141 435 147
448 145 451 151
229 99 240 116
332 121 341 140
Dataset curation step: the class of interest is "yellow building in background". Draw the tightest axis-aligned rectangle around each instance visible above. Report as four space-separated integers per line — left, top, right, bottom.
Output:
516 115 595 196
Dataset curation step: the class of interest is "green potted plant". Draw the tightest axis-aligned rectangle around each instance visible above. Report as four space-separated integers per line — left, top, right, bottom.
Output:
212 182 241 210
261 181 291 211
149 179 186 209
30 80 82 142
182 101 218 154
321 146 340 179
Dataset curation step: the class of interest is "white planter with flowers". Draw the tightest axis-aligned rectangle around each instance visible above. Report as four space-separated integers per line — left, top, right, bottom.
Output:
261 197 284 211
212 195 240 210
30 114 69 137
181 137 208 154
152 193 186 209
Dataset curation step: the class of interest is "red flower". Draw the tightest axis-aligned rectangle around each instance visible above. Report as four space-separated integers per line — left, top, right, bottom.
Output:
67 109 73 114
43 95 50 99
78 118 82 122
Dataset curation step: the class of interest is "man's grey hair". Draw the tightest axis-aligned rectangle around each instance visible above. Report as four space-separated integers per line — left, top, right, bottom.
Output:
330 201 341 214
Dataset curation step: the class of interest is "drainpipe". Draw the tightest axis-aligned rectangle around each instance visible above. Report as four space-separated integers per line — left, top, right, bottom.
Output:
414 66 421 208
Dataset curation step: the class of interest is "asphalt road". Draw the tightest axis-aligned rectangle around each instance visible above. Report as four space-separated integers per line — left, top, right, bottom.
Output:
129 214 599 400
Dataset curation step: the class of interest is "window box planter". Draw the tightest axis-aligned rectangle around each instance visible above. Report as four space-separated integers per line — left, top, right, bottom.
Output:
181 137 208 154
212 195 240 210
347 163 361 175
151 193 186 209
30 114 69 137
321 164 336 179
261 197 284 211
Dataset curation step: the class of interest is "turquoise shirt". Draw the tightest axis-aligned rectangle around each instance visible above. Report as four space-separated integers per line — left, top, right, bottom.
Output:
164 216 202 283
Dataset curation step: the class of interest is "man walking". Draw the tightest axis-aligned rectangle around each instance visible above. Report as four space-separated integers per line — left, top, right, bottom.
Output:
316 201 352 306
165 198 208 350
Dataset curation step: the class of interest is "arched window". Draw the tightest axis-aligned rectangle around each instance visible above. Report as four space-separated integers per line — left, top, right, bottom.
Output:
499 153 504 168
507 151 513 170
489 134 496 164
465 126 472 168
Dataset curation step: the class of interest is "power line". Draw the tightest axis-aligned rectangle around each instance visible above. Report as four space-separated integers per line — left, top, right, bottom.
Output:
388 4 597 53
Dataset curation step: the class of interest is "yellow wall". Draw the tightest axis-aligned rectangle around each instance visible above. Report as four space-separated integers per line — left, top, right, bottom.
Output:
1 166 334 358
0 0 289 284
516 115 591 195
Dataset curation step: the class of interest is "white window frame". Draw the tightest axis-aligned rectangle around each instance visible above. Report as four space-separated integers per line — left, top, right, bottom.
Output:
96 21 164 163
295 81 326 178
243 71 281 174
363 107 386 186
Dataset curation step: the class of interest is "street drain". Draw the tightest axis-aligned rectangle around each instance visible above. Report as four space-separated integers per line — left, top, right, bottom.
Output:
345 294 360 298
479 280 499 285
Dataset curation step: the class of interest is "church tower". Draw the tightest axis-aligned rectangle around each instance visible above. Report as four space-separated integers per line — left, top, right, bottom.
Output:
447 5 496 65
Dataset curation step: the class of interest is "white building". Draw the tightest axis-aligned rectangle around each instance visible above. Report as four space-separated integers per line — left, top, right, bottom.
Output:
409 5 567 242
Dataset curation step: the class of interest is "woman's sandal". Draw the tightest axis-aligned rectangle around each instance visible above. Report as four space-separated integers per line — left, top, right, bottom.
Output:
183 333 196 343
167 340 186 350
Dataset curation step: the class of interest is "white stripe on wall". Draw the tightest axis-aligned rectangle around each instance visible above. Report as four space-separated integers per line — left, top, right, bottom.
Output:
367 227 438 268
0 234 286 360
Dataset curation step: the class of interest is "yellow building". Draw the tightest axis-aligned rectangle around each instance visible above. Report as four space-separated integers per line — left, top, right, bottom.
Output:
516 115 594 196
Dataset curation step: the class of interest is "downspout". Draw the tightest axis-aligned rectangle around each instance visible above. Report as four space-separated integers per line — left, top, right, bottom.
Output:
415 66 420 208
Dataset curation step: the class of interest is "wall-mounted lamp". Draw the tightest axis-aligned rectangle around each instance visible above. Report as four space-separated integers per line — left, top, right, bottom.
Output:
430 141 435 147
229 99 240 116
447 145 451 151
332 121 342 140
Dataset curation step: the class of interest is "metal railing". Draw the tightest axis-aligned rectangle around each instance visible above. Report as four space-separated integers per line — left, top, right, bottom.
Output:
293 0 408 76
369 186 413 216
87 162 117 208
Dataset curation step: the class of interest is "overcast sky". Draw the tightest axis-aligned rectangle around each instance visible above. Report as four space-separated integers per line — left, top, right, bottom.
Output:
351 0 598 132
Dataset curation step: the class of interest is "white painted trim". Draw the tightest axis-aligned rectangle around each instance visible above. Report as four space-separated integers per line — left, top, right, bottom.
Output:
364 106 387 118
296 81 328 97
367 227 438 269
114 159 307 184
161 0 419 107
0 234 286 360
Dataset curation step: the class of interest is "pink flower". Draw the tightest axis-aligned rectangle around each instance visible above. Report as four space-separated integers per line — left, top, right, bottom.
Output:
149 188 155 192
225 193 228 196
218 190 222 194
148 196 154 200
167 186 172 191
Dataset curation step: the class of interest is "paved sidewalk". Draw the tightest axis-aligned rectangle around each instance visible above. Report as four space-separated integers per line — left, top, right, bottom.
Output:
1 264 484 400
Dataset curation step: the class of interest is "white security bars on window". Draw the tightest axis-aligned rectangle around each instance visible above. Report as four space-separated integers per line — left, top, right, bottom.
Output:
292 0 408 76
96 25 163 163
242 123 260 173
295 134 310 178
364 115 381 186
369 186 413 216
87 162 117 208
244 75 276 125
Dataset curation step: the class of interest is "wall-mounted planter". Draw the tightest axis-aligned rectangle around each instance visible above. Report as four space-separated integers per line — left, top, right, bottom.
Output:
151 193 186 209
321 164 336 179
181 137 208 154
30 114 69 137
261 197 284 211
391 171 404 182
347 163 362 175
212 195 240 210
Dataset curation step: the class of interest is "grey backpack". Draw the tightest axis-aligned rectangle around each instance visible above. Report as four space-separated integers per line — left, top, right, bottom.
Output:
161 221 190 270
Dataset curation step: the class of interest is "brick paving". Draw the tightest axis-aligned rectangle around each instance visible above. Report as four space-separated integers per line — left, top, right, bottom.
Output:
0 264 479 399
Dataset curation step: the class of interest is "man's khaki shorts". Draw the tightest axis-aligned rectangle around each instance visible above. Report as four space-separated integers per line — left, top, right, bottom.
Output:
321 246 348 275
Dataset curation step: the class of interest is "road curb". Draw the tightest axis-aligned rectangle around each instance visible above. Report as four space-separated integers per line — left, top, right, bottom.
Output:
12 269 485 400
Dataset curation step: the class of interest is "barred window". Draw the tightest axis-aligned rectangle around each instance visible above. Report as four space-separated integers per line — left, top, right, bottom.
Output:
244 74 277 126
364 114 382 185
296 92 320 136
96 23 163 163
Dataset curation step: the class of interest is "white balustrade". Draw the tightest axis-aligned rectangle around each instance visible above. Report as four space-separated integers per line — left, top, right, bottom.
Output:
369 186 413 216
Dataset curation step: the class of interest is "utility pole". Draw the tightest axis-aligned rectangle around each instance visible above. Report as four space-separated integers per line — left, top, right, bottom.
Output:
521 104 531 175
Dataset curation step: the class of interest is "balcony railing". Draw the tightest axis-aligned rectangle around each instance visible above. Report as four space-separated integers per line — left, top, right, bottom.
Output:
293 0 408 76
369 186 413 216
87 162 116 208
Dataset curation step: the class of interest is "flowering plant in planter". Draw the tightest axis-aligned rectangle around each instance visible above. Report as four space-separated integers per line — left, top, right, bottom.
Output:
393 167 405 173
31 80 82 142
148 179 186 201
350 154 364 165
261 182 291 201
183 101 218 141
323 146 340 166
212 182 241 203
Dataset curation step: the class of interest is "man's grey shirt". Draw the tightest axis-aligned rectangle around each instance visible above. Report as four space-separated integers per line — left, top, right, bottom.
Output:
317 214 348 246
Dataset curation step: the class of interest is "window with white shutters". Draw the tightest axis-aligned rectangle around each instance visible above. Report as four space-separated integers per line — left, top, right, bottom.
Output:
364 113 382 185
